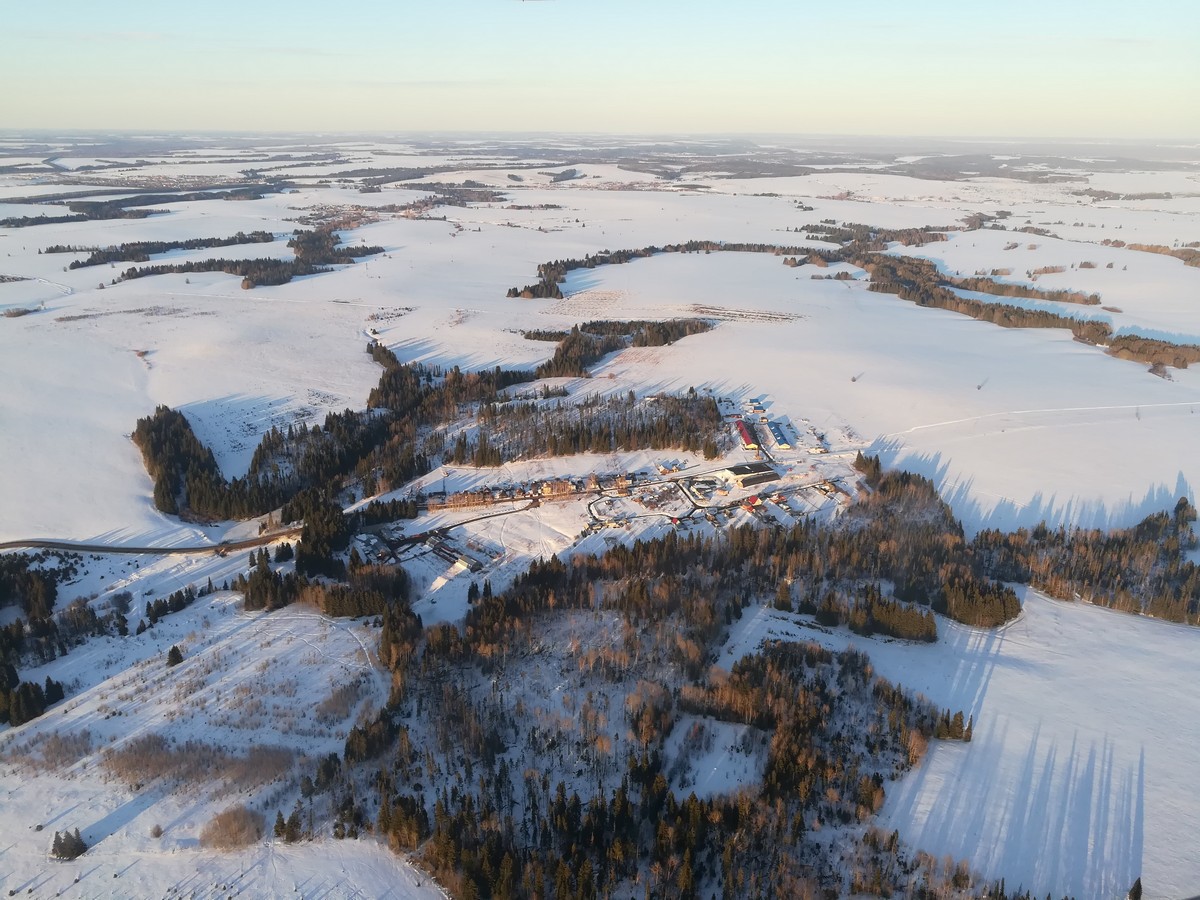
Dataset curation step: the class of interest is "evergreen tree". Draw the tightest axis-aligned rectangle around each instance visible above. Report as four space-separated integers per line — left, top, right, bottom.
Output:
285 803 303 842
50 828 87 860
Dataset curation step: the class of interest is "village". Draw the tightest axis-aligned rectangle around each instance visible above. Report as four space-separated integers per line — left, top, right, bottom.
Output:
345 393 862 616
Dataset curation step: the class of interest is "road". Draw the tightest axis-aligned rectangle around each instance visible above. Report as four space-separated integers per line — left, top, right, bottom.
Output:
0 499 539 560
0 527 302 557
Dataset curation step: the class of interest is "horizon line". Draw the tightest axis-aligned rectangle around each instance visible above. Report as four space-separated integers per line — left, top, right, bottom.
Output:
0 127 1198 147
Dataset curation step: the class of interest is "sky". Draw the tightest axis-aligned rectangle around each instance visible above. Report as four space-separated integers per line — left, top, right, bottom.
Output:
4 0 1198 139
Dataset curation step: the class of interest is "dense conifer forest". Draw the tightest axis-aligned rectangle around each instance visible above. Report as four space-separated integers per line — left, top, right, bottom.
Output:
974 496 1200 622
354 504 1029 897
44 230 276 268
462 390 723 464
113 226 384 288
0 186 278 227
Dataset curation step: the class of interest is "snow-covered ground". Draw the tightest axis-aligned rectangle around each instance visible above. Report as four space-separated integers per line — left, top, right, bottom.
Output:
4 150 1195 542
721 589 1199 899
0 587 444 899
2 137 1199 898
559 250 1200 535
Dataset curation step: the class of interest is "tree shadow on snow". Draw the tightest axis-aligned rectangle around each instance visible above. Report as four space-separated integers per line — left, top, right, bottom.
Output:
890 723 1145 898
868 440 1194 536
85 789 161 846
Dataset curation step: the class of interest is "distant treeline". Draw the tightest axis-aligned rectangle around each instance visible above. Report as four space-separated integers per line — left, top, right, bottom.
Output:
45 231 276 268
860 254 1200 368
114 227 383 288
0 186 277 228
0 210 156 227
506 241 853 299
68 187 273 214
505 226 1200 368
948 272 1101 306
861 254 1113 343
1101 238 1200 268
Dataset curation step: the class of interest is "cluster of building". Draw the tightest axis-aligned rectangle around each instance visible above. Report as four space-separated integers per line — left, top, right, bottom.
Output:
424 533 485 572
727 396 796 453
426 477 585 510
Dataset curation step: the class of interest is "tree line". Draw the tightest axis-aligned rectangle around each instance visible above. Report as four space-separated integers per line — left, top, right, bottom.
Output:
858 253 1200 366
113 226 383 289
974 496 1200 622
531 320 714 379
504 227 1200 369
45 230 275 268
0 186 277 227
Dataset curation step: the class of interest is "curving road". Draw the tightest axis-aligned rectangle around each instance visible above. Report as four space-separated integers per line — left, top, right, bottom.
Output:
0 527 303 557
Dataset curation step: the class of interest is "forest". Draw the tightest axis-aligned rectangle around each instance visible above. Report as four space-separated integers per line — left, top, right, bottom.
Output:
113 226 383 288
44 230 276 268
0 186 278 227
463 390 723 464
396 641 964 899
357 494 1018 898
973 496 1200 622
131 316 720 528
234 546 411 617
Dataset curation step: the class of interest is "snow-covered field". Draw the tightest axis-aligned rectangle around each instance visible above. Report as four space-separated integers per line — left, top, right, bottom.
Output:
0 588 444 899
722 590 1200 899
2 135 1199 898
4 145 1197 542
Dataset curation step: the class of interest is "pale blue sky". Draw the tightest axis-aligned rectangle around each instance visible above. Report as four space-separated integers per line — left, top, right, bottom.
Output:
4 0 1197 138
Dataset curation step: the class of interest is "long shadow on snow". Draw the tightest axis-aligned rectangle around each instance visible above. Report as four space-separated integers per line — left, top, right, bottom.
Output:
893 721 1145 898
868 441 1194 536
85 790 160 846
